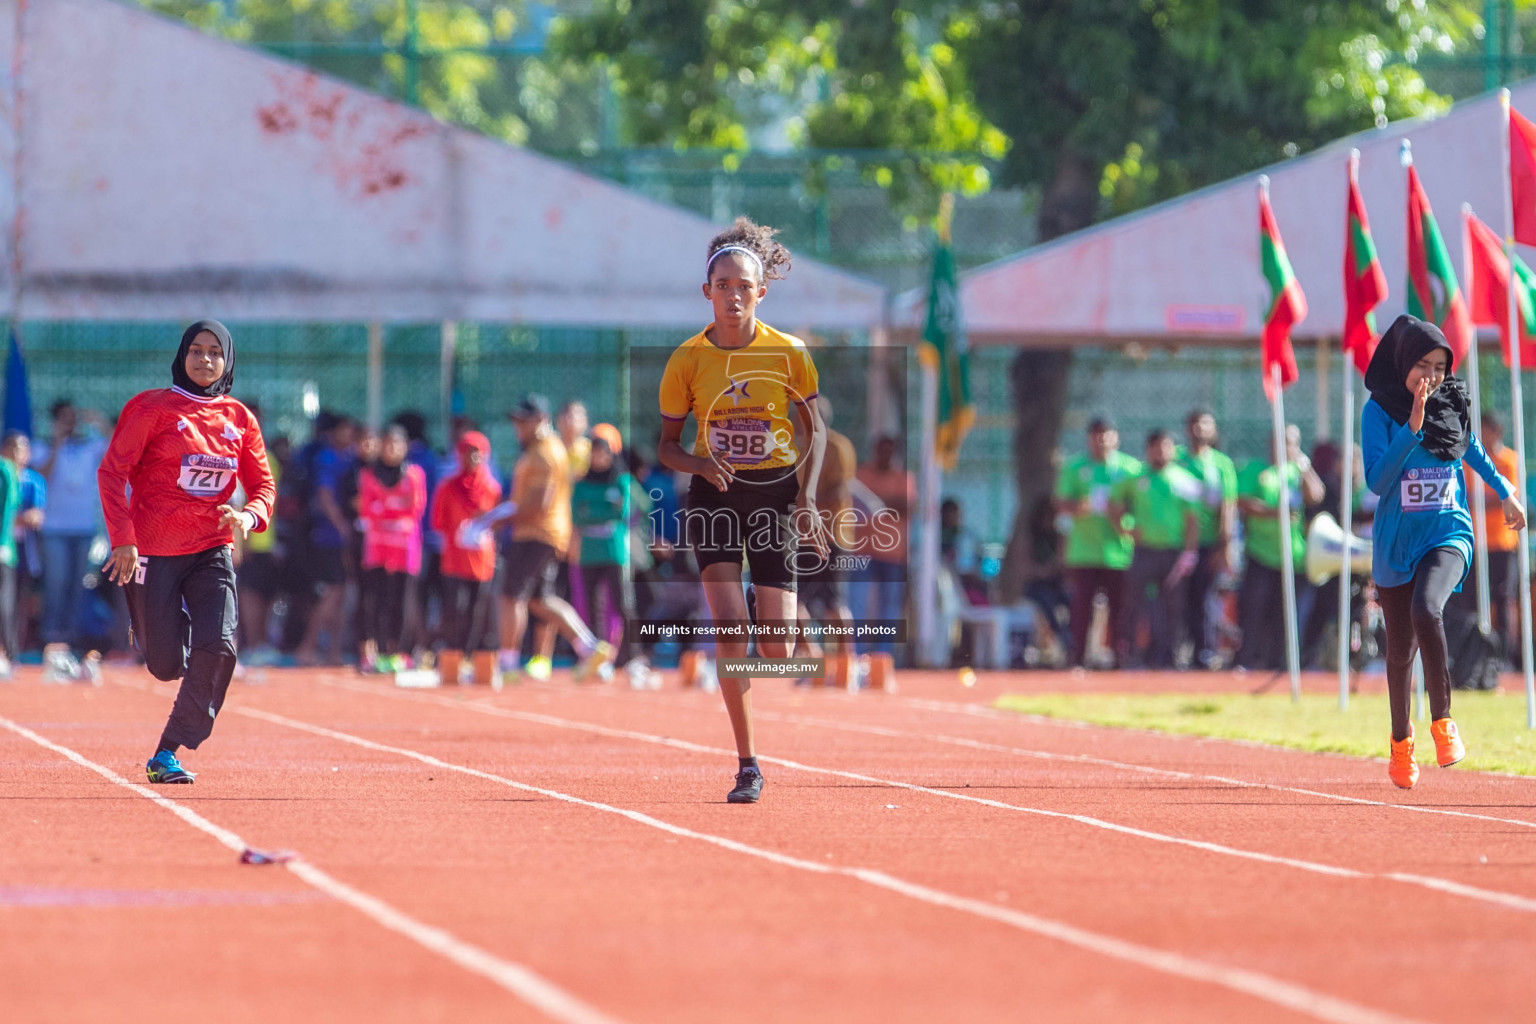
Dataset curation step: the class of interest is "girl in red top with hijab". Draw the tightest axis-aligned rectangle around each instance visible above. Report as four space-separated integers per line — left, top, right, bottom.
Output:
98 320 275 784
357 424 428 673
430 430 503 686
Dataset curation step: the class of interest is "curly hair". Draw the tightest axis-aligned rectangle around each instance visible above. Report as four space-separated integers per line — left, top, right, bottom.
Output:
706 216 792 283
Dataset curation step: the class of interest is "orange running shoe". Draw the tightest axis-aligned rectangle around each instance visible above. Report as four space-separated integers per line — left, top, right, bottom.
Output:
1431 718 1465 767
1388 726 1419 789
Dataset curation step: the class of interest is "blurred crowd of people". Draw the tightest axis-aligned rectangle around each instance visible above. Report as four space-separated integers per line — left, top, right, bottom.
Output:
0 392 917 685
985 407 1522 680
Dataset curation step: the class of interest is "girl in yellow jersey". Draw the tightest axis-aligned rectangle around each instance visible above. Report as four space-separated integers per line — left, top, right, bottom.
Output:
658 217 827 803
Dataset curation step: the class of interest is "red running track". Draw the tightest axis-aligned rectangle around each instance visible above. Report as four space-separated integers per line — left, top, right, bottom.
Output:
3 664 1535 1023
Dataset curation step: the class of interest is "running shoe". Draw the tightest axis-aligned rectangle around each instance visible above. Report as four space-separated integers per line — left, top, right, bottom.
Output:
1388 726 1419 789
524 655 553 682
574 642 615 683
145 750 195 785
1431 718 1466 767
726 768 764 804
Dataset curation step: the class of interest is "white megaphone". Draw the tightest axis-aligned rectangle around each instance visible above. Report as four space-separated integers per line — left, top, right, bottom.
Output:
1304 512 1372 586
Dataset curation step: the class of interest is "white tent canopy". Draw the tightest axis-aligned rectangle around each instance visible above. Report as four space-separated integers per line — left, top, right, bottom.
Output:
0 0 885 329
898 81 1536 346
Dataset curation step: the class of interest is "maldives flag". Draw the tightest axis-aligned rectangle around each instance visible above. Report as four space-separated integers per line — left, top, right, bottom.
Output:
1509 102 1536 246
1405 163 1472 367
1342 157 1387 375
1465 207 1536 367
1260 186 1304 399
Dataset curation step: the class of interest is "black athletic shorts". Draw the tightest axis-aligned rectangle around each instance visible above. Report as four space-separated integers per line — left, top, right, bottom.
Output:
502 539 561 601
684 469 799 592
799 543 848 617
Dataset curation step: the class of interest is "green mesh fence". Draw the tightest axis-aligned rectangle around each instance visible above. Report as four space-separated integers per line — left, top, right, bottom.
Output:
18 323 1536 551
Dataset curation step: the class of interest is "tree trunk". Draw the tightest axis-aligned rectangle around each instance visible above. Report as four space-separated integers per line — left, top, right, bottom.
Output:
999 147 1099 600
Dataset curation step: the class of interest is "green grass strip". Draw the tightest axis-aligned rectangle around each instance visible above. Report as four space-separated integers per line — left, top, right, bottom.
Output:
993 691 1536 776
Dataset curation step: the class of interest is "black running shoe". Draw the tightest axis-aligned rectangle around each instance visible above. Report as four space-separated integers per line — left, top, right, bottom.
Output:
727 769 764 804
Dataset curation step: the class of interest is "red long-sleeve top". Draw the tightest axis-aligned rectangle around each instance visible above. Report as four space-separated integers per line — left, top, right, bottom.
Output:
430 473 502 582
97 387 276 556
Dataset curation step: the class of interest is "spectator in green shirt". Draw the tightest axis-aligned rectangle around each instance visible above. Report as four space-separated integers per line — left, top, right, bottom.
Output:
1112 429 1201 669
572 430 636 669
1054 417 1141 668
0 434 18 678
1176 409 1238 666
1236 424 1324 671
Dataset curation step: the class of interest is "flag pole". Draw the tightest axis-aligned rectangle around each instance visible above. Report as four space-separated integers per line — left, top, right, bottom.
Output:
1501 89 1536 728
1337 151 1363 711
1338 337 1355 710
1261 174 1303 700
1463 204 1493 633
1272 359 1303 701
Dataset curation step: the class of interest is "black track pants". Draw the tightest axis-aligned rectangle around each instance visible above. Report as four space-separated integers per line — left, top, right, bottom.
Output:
127 545 238 751
1378 547 1466 742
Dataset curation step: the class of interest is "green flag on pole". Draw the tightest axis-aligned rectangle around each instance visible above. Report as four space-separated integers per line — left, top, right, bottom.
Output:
922 195 975 471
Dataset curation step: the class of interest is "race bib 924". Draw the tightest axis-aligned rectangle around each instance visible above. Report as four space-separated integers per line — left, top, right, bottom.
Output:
178 454 237 498
1401 466 1456 512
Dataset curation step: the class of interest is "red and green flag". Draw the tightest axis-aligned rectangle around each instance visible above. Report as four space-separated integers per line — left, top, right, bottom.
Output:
1260 183 1305 399
1465 207 1536 368
1405 161 1472 367
1343 153 1387 375
1508 97 1536 246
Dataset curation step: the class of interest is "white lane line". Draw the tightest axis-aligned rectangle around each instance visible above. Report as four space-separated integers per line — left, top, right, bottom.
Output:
758 705 1536 831
313 679 1536 914
231 703 1426 1024
0 713 626 1024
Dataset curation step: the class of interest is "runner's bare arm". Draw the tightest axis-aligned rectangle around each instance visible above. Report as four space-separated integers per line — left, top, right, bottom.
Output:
659 417 733 491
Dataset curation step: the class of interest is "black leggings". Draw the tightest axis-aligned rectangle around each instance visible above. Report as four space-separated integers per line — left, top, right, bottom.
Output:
126 546 239 752
581 563 636 664
1378 547 1466 742
442 575 497 653
361 568 410 655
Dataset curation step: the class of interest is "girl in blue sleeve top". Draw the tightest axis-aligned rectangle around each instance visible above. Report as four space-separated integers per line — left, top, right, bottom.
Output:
1363 315 1526 789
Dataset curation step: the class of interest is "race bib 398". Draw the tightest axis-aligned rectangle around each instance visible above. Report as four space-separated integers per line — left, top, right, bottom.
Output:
1401 466 1456 512
178 454 237 498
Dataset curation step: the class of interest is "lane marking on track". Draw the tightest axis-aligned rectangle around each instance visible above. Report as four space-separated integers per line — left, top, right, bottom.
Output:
527 682 1536 833
790 701 1536 831
230 702 1427 1024
0 713 626 1024
310 679 1536 915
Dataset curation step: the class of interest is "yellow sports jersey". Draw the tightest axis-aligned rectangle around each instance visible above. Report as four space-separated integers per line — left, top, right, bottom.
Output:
658 321 820 471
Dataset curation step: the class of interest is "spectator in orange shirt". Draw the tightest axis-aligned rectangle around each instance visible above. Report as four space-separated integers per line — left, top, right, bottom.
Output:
498 395 613 682
1465 411 1521 660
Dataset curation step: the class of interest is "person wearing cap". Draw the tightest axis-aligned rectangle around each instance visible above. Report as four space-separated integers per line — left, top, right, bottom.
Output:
1054 417 1140 668
499 395 613 681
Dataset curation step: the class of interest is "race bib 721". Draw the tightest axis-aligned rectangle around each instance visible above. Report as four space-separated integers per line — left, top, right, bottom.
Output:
1401 466 1456 512
178 454 237 498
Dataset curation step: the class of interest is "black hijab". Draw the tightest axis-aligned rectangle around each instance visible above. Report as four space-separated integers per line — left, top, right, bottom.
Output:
172 319 235 398
1364 314 1470 462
